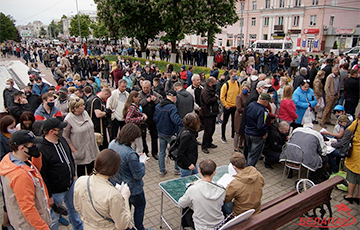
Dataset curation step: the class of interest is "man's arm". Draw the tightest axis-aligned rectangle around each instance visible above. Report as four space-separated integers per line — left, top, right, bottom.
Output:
178 187 193 208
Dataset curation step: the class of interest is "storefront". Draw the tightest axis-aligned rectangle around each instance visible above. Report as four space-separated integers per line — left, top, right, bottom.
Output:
324 28 360 53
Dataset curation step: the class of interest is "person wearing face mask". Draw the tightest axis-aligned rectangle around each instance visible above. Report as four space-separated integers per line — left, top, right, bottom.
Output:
219 69 242 143
54 87 70 117
8 91 31 123
28 74 36 89
0 115 16 160
23 85 40 112
320 105 353 139
132 71 143 90
3 79 20 112
234 82 250 152
123 71 133 91
32 76 50 96
34 92 63 121
110 64 123 89
0 130 51 230
36 118 83 230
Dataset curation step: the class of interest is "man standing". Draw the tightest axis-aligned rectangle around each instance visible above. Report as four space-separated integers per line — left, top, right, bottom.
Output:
107 79 129 140
34 92 63 121
142 65 154 84
8 91 31 123
186 66 194 87
139 80 162 159
24 85 40 112
321 66 340 128
220 69 242 143
186 74 203 113
33 76 50 96
174 82 194 119
154 90 183 177
293 67 308 90
54 87 70 117
3 78 19 112
244 93 272 167
0 130 51 230
200 77 219 153
88 88 112 150
36 118 83 230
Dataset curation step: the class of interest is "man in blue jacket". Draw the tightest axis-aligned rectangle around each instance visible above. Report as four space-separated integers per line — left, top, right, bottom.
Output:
244 93 272 167
153 90 183 177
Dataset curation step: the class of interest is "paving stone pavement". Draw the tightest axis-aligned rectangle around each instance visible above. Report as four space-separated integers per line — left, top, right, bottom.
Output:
0 55 359 230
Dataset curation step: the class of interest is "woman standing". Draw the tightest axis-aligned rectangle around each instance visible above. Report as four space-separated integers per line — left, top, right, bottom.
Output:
277 76 289 107
292 80 317 125
123 91 147 153
344 113 360 204
74 149 133 229
308 61 318 88
279 85 298 125
234 82 250 152
0 115 16 160
63 97 99 177
108 123 148 230
177 113 201 177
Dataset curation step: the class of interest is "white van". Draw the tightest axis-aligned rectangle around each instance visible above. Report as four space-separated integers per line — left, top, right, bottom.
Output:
249 40 293 54
344 46 360 59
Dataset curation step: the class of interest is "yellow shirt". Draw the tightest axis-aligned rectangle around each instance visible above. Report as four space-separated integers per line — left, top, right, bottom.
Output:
345 119 360 174
220 80 242 108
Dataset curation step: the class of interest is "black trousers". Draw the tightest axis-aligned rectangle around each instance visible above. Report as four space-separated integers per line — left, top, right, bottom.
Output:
344 98 359 118
77 161 94 177
202 115 217 149
110 119 125 141
221 107 236 139
141 120 158 155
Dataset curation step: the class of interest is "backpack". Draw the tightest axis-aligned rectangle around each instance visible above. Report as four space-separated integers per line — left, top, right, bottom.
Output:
224 81 240 100
168 129 189 161
339 121 358 158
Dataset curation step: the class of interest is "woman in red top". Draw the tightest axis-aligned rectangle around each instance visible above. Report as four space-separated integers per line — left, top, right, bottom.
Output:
279 85 298 124
123 91 147 153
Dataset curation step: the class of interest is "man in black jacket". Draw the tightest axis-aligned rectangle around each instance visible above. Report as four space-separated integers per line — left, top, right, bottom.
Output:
8 91 31 123
263 121 289 169
36 118 83 230
23 85 40 112
200 77 219 153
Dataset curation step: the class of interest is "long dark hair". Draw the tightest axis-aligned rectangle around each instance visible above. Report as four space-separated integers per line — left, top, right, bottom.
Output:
19 111 35 131
123 91 139 118
0 115 15 134
115 123 141 146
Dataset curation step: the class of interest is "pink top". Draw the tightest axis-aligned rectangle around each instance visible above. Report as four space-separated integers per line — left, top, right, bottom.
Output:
279 98 298 122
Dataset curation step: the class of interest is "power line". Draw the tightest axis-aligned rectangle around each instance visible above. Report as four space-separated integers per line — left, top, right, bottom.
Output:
16 0 65 23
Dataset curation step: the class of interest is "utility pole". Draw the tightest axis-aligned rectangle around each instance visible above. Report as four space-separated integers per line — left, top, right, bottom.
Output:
240 0 244 51
75 0 82 43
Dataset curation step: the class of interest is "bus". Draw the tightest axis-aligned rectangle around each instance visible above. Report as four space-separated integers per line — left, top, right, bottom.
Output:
249 40 293 54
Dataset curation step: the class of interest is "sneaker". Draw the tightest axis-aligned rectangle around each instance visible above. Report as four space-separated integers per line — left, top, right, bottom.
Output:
197 141 201 145
159 171 167 177
59 215 69 226
221 137 227 143
209 144 217 148
174 169 180 175
202 148 210 154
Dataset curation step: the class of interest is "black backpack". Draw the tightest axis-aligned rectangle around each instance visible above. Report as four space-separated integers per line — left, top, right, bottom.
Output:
168 129 189 161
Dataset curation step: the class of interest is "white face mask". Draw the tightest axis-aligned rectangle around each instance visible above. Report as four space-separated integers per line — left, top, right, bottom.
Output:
146 62 150 65
5 84 10 89
7 127 16 134
262 88 268 94
125 73 129 77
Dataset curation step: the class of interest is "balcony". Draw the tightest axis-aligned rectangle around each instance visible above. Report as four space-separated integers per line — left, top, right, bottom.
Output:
274 25 283 31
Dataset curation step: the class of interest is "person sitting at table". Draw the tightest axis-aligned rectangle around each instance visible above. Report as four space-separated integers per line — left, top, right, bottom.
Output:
225 152 265 216
178 159 226 230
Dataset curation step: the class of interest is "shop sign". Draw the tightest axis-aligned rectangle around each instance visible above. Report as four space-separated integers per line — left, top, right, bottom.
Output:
314 40 318 48
335 29 355 35
303 29 319 34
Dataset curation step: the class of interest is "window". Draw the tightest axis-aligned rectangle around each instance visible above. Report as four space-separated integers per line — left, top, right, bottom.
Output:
252 1 257 10
293 16 299 26
312 0 318 5
218 39 223 47
264 17 269 26
263 34 268 40
279 0 285 8
265 0 270 8
227 34 233 38
332 0 338 6
285 43 293 49
310 15 317 26
251 17 256 26
295 0 301 6
249 34 257 39
278 16 284 26
329 16 334 26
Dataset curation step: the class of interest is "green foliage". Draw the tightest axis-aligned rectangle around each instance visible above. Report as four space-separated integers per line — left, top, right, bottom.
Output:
333 41 338 49
69 14 91 38
90 21 109 39
39 27 47 37
95 0 162 51
191 0 239 56
48 20 63 38
0 13 20 42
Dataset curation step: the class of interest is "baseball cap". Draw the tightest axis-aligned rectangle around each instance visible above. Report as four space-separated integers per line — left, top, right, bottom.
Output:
9 130 42 146
257 81 271 88
166 89 177 97
338 115 350 123
58 87 68 93
333 105 345 112
181 65 186 69
42 118 67 132
66 78 73 82
259 93 273 102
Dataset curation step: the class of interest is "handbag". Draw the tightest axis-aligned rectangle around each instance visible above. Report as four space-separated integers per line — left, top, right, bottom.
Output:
314 97 325 112
341 120 359 158
87 176 115 223
90 98 103 146
301 92 315 125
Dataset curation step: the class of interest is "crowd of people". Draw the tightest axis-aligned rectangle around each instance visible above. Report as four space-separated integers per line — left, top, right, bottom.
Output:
0 40 360 230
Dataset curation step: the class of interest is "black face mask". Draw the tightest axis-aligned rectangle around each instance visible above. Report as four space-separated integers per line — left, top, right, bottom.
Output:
25 92 31 96
24 146 40 158
47 102 55 108
56 129 63 138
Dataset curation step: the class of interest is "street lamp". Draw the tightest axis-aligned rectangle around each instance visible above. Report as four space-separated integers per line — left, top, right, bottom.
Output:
239 0 245 51
75 0 82 43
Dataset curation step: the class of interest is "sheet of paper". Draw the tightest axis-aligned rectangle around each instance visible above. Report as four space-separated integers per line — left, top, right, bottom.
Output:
216 173 235 188
228 163 237 176
139 154 150 163
320 128 328 133
326 145 335 154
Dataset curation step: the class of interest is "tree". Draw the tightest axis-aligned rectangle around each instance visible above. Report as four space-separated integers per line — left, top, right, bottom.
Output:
69 14 91 39
95 0 162 51
90 21 109 40
192 0 239 56
48 20 63 38
156 0 195 53
0 13 20 42
39 27 47 37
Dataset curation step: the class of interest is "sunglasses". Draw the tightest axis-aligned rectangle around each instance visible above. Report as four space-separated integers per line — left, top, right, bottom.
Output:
303 79 310 83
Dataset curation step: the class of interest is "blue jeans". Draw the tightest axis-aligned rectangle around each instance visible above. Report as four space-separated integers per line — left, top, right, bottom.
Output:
179 165 198 178
129 191 146 230
158 136 179 173
50 182 83 230
245 135 266 167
